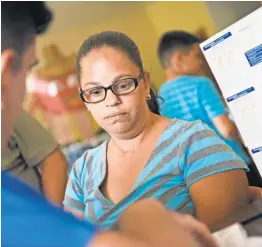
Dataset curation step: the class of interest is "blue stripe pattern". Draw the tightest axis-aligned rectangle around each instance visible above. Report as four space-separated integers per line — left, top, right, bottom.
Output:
64 119 248 229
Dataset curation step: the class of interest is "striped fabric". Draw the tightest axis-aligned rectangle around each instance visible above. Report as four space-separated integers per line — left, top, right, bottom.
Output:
64 119 248 229
158 75 251 164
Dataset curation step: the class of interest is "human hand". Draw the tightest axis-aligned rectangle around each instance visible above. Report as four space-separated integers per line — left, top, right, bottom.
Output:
171 212 218 247
249 186 262 202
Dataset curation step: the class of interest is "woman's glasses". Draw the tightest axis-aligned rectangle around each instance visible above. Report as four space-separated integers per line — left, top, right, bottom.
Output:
79 73 144 104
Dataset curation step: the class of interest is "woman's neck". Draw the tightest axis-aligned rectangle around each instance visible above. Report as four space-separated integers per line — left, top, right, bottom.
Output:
110 112 157 154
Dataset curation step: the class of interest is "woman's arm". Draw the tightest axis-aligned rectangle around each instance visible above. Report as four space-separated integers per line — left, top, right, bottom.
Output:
183 121 251 226
189 169 250 225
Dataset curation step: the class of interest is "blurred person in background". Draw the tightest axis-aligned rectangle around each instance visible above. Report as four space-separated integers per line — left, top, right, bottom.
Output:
2 109 68 205
157 30 261 187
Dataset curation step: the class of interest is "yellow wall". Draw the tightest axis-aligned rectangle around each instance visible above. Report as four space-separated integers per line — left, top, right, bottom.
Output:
37 5 160 83
37 1 216 87
145 2 216 37
144 1 217 85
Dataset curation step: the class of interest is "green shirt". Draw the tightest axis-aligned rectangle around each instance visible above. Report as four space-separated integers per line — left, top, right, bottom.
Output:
2 110 59 191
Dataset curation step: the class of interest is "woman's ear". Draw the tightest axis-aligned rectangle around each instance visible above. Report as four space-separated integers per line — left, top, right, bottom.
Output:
142 71 150 94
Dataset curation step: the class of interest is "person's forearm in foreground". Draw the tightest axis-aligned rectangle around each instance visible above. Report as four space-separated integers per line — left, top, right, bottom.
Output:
89 200 217 247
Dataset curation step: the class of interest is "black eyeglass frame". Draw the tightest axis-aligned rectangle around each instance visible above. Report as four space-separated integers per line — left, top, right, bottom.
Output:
79 72 144 104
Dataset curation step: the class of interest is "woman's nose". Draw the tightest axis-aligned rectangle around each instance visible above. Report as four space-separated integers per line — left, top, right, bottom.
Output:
105 89 120 107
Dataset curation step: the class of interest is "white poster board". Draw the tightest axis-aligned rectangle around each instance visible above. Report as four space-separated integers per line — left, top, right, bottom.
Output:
200 7 262 174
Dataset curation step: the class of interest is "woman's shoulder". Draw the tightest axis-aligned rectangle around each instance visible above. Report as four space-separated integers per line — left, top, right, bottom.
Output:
71 140 108 175
166 119 209 134
78 140 107 162
164 119 217 146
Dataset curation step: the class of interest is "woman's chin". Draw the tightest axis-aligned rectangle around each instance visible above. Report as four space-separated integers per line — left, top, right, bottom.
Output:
107 122 136 137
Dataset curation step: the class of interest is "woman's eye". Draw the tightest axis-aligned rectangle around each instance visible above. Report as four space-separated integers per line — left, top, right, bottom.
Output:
119 83 129 89
90 89 102 96
115 81 132 90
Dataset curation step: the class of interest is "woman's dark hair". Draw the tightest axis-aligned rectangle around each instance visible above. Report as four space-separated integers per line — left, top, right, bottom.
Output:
76 31 162 115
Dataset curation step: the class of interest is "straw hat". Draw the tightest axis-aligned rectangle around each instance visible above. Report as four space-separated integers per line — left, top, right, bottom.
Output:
36 44 77 80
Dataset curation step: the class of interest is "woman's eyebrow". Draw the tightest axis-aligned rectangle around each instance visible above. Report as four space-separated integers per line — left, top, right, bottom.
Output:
83 74 133 88
82 81 101 89
112 74 133 82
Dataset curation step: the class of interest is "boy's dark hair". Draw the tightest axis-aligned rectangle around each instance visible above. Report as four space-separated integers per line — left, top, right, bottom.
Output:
1 1 52 66
77 31 162 115
157 31 200 68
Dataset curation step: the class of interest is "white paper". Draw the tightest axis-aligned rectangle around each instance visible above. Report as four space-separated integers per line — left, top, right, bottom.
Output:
213 223 247 247
200 7 262 174
246 237 262 247
213 223 262 247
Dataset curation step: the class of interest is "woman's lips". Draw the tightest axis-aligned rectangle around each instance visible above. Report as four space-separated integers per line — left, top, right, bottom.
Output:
104 112 127 119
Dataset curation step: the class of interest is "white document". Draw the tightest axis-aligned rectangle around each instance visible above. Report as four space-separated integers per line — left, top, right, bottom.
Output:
200 7 262 174
213 223 247 247
213 223 262 247
247 238 262 247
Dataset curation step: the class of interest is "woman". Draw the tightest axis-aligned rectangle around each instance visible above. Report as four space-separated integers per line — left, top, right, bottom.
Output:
64 31 250 229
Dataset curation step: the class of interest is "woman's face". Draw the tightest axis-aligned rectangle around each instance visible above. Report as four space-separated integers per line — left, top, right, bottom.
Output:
79 47 150 136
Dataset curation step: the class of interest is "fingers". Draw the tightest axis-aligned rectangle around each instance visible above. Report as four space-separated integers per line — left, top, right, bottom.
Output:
249 186 262 202
118 200 199 247
171 212 218 247
89 231 150 247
